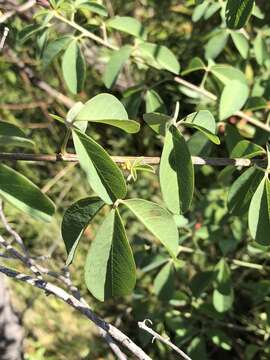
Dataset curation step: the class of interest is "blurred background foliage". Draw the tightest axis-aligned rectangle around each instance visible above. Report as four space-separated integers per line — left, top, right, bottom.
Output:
1 0 270 359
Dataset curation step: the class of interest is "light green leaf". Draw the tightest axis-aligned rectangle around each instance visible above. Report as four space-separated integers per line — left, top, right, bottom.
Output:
248 177 270 246
84 209 136 301
210 64 247 85
160 126 194 214
61 197 104 266
231 32 249 59
181 57 206 75
205 31 229 60
153 262 174 301
213 288 234 313
123 198 179 257
228 167 264 216
213 259 233 312
204 2 221 19
143 112 171 136
0 164 55 222
254 33 268 65
42 36 72 68
226 0 254 29
103 46 132 88
0 121 35 149
107 16 147 40
137 42 180 74
230 140 265 159
181 110 220 144
145 89 166 113
75 93 140 133
219 80 249 120
192 2 209 22
62 40 86 94
72 129 127 204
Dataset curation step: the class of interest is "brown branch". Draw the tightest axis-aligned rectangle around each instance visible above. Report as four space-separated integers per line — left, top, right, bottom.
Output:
0 265 152 360
0 152 266 167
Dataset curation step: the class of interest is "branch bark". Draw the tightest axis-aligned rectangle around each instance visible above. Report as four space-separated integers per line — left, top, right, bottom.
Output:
0 152 266 167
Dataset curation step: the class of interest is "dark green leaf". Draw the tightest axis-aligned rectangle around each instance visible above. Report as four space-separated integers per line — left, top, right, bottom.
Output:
230 140 265 159
84 209 136 301
0 121 35 149
145 89 166 113
0 164 55 222
143 112 171 136
181 57 206 75
160 126 194 214
226 0 254 29
42 36 72 68
153 262 174 301
61 197 104 266
72 129 127 204
228 167 264 216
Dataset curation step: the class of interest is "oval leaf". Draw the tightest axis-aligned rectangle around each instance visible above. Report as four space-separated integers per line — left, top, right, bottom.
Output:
248 177 270 246
75 93 140 133
160 126 194 214
230 140 265 159
181 110 220 144
228 167 264 216
84 209 136 301
143 112 171 136
226 0 254 29
219 80 249 120
42 36 72 68
61 197 104 266
107 16 147 40
62 40 86 94
137 42 180 74
72 129 127 204
103 45 132 88
123 199 179 257
0 164 55 222
0 121 35 149
210 65 247 85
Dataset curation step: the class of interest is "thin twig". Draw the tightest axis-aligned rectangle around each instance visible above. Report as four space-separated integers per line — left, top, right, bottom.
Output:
138 319 192 360
0 152 266 167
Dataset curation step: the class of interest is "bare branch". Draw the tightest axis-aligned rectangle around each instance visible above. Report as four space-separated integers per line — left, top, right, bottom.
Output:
0 152 266 167
138 319 192 360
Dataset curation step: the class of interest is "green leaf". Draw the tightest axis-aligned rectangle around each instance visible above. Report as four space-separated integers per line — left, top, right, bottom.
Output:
143 112 171 136
190 271 214 297
107 16 147 40
42 36 72 68
192 2 209 22
160 126 194 214
228 167 264 216
208 329 232 351
0 164 55 222
75 93 140 133
226 0 254 29
245 97 267 111
84 209 136 301
145 89 166 113
61 197 104 266
122 198 179 257
0 121 35 149
72 129 127 204
181 57 206 75
75 0 108 16
137 42 180 74
219 80 249 120
62 40 86 94
205 31 229 60
213 259 233 312
231 32 249 59
181 110 220 144
254 33 268 65
153 262 174 301
230 140 266 159
103 46 132 88
248 177 270 246
210 64 247 85
18 24 46 44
